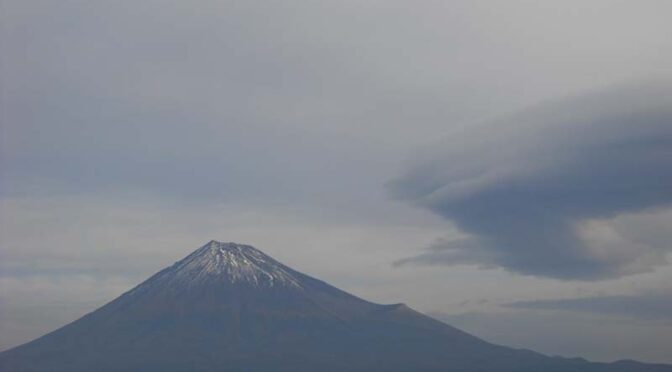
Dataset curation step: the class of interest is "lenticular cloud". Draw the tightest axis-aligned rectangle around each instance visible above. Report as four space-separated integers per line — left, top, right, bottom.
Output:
390 81 672 280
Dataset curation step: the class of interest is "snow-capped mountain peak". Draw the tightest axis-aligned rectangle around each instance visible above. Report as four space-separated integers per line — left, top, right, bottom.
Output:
142 241 303 289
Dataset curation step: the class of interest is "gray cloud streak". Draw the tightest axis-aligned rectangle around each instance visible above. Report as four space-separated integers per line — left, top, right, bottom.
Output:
390 81 672 280
506 292 672 321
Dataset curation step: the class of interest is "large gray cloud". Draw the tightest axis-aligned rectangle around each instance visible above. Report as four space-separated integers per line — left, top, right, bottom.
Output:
390 81 672 280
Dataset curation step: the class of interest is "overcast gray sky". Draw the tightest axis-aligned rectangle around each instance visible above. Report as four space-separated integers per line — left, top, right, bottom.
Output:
1 0 671 363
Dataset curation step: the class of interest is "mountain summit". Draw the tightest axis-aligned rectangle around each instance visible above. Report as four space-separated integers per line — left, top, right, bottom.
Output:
142 241 304 288
1 241 670 372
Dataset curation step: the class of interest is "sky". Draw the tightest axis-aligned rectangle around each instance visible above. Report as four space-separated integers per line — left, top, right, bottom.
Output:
1 0 671 363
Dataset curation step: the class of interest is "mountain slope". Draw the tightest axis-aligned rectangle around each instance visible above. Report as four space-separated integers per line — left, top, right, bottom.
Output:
1 241 670 372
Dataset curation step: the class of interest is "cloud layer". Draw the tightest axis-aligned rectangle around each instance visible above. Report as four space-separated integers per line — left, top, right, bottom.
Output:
391 81 672 280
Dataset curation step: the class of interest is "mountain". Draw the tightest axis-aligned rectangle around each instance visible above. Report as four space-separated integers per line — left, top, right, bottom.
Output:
1 240 670 372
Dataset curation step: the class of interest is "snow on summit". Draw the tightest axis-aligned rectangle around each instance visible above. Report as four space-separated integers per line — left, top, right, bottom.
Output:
135 241 303 290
